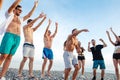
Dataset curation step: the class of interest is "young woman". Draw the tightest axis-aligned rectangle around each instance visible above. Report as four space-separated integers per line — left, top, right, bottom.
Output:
76 41 85 78
106 28 120 80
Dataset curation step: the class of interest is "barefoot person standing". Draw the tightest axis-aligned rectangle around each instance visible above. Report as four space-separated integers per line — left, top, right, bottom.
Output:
41 19 58 78
76 41 86 78
18 13 46 79
106 28 120 80
0 0 38 79
63 28 88 80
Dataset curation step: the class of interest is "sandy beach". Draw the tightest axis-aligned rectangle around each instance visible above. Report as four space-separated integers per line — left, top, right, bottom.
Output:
0 68 116 80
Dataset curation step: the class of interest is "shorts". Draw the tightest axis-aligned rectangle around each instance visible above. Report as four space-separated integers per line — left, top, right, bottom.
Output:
63 51 78 69
78 55 85 60
42 48 53 60
93 60 106 69
23 43 35 58
0 32 20 56
113 53 120 60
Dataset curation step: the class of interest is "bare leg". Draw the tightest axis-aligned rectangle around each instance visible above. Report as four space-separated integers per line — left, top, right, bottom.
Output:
92 69 96 80
72 64 79 80
113 59 119 80
101 69 105 79
41 58 47 77
81 60 85 75
0 54 8 65
64 68 71 80
0 54 12 78
18 57 27 76
29 57 34 76
78 60 81 70
47 60 53 76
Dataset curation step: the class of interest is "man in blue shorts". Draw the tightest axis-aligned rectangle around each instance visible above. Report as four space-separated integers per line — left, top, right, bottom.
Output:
41 19 58 78
0 0 38 79
88 39 107 80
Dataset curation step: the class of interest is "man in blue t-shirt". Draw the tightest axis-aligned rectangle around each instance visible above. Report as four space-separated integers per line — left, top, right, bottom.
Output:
88 39 107 80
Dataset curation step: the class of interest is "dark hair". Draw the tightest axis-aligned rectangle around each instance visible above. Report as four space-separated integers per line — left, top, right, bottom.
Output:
119 36 120 38
91 39 95 41
72 28 77 34
27 19 33 24
15 5 22 9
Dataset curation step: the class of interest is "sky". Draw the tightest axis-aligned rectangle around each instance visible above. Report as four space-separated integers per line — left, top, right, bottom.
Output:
0 0 120 73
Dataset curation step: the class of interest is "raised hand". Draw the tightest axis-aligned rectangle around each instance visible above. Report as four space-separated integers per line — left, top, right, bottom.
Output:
34 0 38 7
88 42 90 45
39 12 45 18
99 38 104 42
49 19 52 24
83 29 89 32
106 31 109 35
55 22 58 27
110 27 113 32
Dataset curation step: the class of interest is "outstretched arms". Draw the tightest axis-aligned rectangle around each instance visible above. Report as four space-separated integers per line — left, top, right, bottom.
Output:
99 38 107 47
23 1 38 21
51 22 58 38
24 13 44 28
72 29 89 36
33 14 46 31
106 31 115 45
8 0 21 13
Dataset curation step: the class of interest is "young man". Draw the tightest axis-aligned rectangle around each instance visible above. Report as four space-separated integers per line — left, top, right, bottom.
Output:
0 0 38 79
88 39 107 80
41 19 58 78
63 28 88 80
18 13 46 79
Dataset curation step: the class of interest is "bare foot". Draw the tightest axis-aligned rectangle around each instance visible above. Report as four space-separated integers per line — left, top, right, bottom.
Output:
41 74 45 78
47 72 52 77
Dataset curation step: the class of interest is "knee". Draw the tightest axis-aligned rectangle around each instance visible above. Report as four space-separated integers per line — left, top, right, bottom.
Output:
74 65 79 71
0 55 8 60
22 58 27 63
6 55 12 60
29 58 34 63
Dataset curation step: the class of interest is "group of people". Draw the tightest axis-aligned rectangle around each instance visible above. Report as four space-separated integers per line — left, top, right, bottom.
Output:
0 0 58 80
63 28 120 80
0 0 120 80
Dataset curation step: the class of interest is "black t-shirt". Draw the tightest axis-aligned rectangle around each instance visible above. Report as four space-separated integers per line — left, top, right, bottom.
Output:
90 45 104 60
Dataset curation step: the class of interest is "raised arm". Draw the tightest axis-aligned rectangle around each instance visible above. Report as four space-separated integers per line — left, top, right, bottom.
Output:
110 28 120 42
72 29 89 36
33 14 46 32
106 31 115 45
23 1 38 21
44 19 51 37
8 0 21 13
25 13 44 28
51 22 58 38
0 0 3 9
99 38 107 47
88 42 91 52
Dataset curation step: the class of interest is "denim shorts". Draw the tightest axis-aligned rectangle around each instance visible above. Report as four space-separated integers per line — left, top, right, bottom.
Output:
93 60 106 69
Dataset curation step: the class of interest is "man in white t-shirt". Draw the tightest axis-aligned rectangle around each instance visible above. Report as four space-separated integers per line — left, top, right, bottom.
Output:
0 0 38 79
